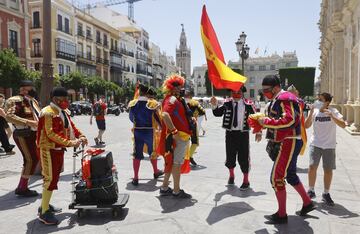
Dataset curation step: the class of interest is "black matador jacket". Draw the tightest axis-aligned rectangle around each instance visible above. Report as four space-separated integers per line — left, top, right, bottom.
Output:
212 98 256 131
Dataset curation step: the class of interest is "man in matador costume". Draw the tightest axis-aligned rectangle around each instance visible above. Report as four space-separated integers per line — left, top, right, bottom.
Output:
249 75 315 224
157 75 193 199
184 90 206 166
129 84 164 186
37 87 87 225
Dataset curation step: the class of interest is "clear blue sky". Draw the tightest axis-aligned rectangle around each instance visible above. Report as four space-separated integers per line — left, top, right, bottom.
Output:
107 0 321 76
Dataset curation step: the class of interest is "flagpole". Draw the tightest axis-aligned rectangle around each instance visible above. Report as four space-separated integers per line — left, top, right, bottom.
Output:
211 84 214 97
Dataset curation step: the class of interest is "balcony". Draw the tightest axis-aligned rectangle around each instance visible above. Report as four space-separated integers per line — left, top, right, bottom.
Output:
77 30 85 37
120 48 134 57
77 52 96 66
136 53 147 61
96 57 103 64
57 27 72 35
86 33 93 41
103 59 109 65
103 41 109 48
31 24 41 29
96 38 102 45
31 50 42 57
56 51 76 61
55 38 76 61
110 47 121 56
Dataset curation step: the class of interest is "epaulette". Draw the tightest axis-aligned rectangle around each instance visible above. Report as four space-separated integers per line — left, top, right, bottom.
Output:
277 91 298 102
146 99 160 110
188 99 199 107
39 106 57 117
243 98 254 105
128 99 138 108
7 95 23 103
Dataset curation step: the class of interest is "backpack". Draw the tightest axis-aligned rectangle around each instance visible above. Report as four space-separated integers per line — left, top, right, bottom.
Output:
93 102 102 116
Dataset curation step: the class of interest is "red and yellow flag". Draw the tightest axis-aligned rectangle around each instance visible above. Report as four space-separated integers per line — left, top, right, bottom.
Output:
201 5 247 91
133 81 140 100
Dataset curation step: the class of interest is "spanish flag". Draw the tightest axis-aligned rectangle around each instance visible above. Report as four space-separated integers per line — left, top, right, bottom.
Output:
133 81 140 100
201 5 247 91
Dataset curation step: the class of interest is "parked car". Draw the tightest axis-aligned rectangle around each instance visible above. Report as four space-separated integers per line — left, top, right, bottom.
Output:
70 101 92 116
107 104 121 116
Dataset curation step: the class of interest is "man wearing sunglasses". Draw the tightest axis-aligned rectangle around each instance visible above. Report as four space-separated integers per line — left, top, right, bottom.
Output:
211 86 262 190
257 75 315 224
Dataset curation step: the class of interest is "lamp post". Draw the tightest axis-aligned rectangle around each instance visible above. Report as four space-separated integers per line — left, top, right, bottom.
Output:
235 31 250 75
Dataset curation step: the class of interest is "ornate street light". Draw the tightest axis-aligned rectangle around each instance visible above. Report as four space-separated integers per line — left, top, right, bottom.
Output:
235 31 250 75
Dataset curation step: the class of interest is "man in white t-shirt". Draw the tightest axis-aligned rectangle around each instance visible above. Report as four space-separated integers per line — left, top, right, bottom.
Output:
305 92 346 206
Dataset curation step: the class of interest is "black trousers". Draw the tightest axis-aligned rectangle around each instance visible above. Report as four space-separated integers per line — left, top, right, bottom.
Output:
0 117 11 152
225 130 250 173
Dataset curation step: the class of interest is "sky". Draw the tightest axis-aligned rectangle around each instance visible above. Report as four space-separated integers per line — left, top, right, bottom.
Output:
104 0 321 76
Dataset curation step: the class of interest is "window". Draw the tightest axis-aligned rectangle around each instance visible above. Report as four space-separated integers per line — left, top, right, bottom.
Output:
285 63 291 67
270 64 276 70
86 45 91 59
259 65 266 71
33 11 40 28
250 89 255 98
96 31 101 43
86 27 91 39
250 77 255 84
64 18 70 34
58 64 64 75
9 30 18 55
57 14 62 31
77 42 83 56
55 38 76 61
66 65 71 74
103 34 108 46
250 65 254 71
34 63 41 71
77 23 83 36
33 38 41 56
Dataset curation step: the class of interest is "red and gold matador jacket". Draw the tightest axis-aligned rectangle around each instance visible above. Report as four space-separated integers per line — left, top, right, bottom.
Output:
36 105 84 149
263 91 302 142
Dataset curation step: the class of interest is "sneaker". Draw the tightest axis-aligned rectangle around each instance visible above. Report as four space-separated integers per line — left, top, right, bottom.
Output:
172 189 192 199
38 210 59 225
159 187 173 196
131 179 139 186
264 212 288 224
239 182 250 191
322 193 335 206
99 141 106 145
190 158 197 166
307 190 316 199
228 177 235 185
38 204 62 215
202 130 206 136
153 170 164 179
15 188 39 197
298 201 317 216
94 138 99 145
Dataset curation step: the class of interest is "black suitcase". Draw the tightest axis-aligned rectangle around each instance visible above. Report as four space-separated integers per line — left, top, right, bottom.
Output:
90 151 113 178
75 180 92 204
90 173 119 204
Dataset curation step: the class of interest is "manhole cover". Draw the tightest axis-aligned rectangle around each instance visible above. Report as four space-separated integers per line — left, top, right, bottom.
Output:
0 170 20 179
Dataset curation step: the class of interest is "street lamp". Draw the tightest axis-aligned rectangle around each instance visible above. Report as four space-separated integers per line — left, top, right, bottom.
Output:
235 31 250 75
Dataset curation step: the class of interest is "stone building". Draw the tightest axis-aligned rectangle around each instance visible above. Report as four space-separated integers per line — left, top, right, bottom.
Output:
319 0 360 134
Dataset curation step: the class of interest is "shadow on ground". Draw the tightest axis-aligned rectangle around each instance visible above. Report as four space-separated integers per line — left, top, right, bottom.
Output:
317 202 359 219
125 179 159 192
256 215 315 234
206 201 254 225
214 185 267 202
26 208 129 234
156 196 197 214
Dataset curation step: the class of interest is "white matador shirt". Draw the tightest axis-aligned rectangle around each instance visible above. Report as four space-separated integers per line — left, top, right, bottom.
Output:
310 107 343 149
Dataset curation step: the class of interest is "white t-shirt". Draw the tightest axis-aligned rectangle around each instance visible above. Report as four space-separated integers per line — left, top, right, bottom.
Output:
310 107 343 149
